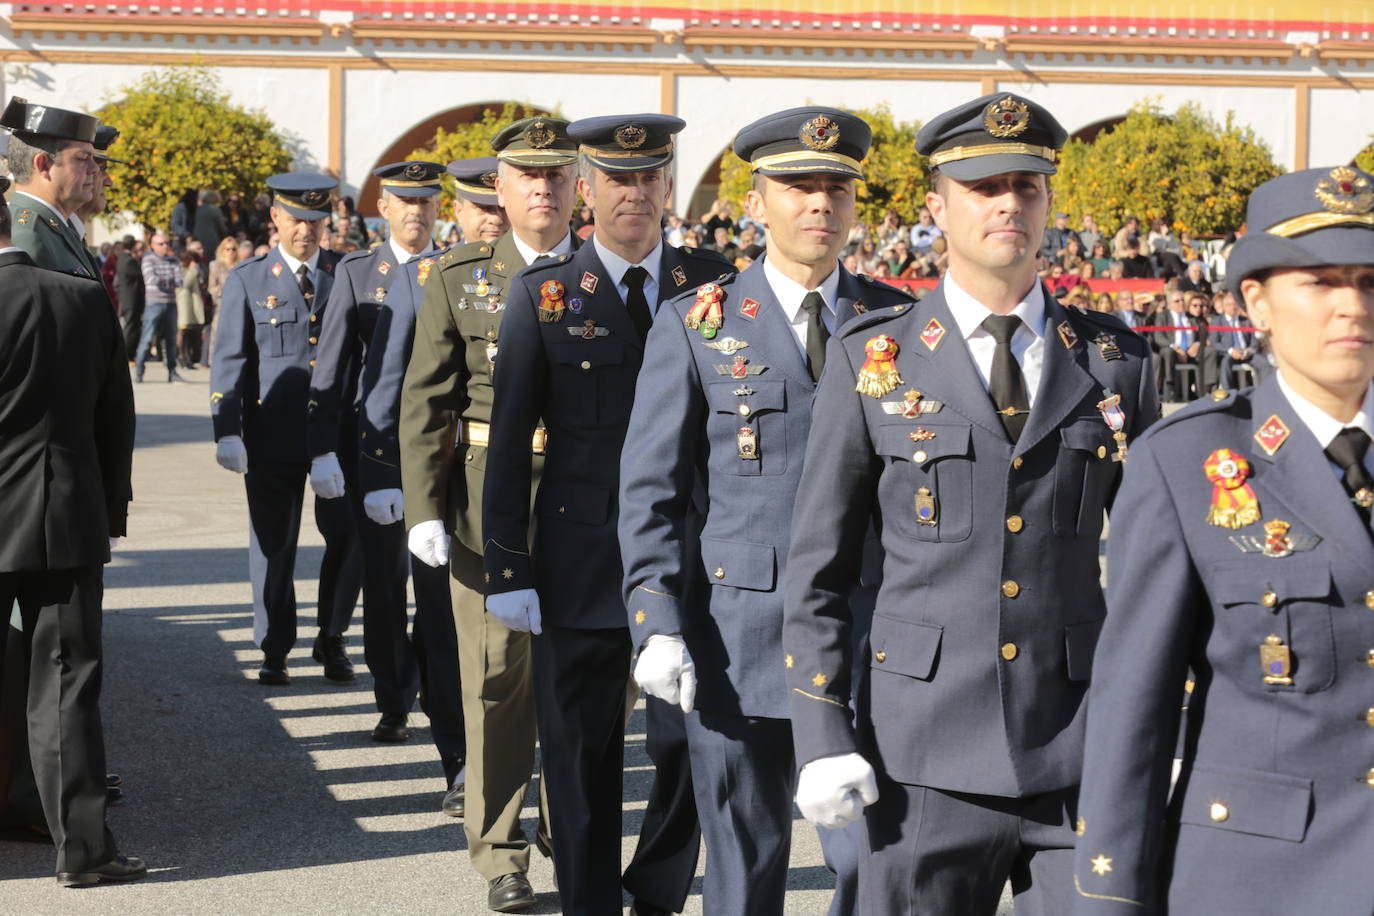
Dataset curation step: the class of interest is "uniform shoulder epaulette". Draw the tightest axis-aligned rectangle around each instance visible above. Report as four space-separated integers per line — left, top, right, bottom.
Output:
338 247 376 266
679 245 732 266
230 253 267 273
368 240 383 250
1070 306 1131 333
857 272 918 302
436 240 492 271
520 252 571 274
1144 387 1239 438
837 299 915 338
665 271 737 313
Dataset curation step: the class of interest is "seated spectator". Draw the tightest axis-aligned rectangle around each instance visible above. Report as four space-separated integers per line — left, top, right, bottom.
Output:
842 253 859 274
1061 284 1091 310
1111 215 1141 259
877 209 905 250
738 224 761 251
681 228 702 249
1179 229 1201 262
1119 240 1154 279
708 226 740 263
908 206 942 254
1105 259 1126 280
1078 213 1103 257
1077 261 1096 282
885 240 915 277
1041 211 1081 261
702 198 739 240
1094 291 1117 314
1058 236 1085 272
1088 240 1112 275
1153 289 1219 400
665 213 686 247
1176 259 1213 296
872 261 893 279
855 237 882 275
1211 289 1257 389
926 236 948 277
735 243 765 272
1047 263 1079 295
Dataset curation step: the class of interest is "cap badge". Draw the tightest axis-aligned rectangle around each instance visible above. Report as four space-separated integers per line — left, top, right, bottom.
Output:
300 189 326 207
481 171 498 188
800 116 840 152
525 121 555 149
856 335 903 399
1314 165 1374 215
615 124 648 150
984 97 1030 139
403 162 427 180
1203 448 1261 529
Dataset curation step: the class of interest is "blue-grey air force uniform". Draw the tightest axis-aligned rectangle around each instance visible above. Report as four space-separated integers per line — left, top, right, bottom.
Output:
482 239 731 914
305 243 462 773
1072 378 1374 913
783 283 1158 913
211 245 361 656
620 257 912 914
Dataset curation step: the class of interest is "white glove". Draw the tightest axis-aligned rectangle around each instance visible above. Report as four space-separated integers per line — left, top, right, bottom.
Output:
363 488 405 526
795 753 880 829
486 588 543 635
407 519 450 568
633 634 697 713
109 537 120 551
309 452 346 499
215 435 248 474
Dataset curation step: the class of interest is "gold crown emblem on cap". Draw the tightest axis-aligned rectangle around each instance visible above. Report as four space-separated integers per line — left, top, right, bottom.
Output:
615 124 648 150
984 98 1030 138
481 170 497 188
525 120 555 149
1314 166 1374 215
300 189 327 207
800 116 841 151
403 162 428 180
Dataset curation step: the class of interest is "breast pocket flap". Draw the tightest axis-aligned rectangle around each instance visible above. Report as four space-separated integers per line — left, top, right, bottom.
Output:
870 615 943 680
705 379 786 415
699 536 776 591
874 424 971 468
1211 560 1331 607
1176 764 1312 842
252 306 299 325
1060 421 1114 455
548 337 626 369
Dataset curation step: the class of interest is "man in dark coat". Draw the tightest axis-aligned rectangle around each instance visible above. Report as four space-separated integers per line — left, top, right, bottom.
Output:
0 177 143 887
113 236 145 360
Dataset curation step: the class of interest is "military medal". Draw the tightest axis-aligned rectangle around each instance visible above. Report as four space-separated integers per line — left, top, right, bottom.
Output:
1092 332 1122 361
272 262 283 277
1229 519 1321 558
1203 448 1261 529
378 260 392 276
373 286 387 302
685 283 725 339
856 335 903 398
853 299 868 315
737 426 759 460
580 271 599 294
568 296 584 314
739 298 761 320
571 320 609 339
1356 488 1374 509
1057 321 1079 350
672 265 687 287
417 257 435 287
486 342 498 376
1253 414 1291 456
881 389 944 418
537 279 566 323
264 295 278 309
703 337 749 355
715 355 764 378
909 427 936 442
914 487 938 526
1096 389 1129 462
920 318 945 352
487 296 501 312
1260 634 1294 686
493 261 506 272
473 267 486 280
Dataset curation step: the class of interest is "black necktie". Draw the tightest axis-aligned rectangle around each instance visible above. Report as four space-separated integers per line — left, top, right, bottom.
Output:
1325 427 1374 527
296 263 314 304
800 291 830 381
982 314 1030 443
623 266 651 343
533 254 552 264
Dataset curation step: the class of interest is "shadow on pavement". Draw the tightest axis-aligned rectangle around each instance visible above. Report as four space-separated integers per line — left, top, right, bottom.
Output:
133 412 213 450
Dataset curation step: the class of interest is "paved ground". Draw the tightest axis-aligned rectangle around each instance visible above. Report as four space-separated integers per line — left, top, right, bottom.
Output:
4 367 1022 913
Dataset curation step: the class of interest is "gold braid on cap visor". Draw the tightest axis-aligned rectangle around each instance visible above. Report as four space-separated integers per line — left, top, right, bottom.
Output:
927 142 1058 167
578 143 674 159
750 149 863 174
1264 211 1374 238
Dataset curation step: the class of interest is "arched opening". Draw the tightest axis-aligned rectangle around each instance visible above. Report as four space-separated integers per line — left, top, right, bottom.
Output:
1070 115 1128 145
355 101 554 217
685 146 732 220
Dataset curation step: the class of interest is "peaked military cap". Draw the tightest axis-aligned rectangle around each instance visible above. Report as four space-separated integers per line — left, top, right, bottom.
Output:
1226 165 1374 297
733 106 871 180
490 116 577 168
266 172 338 221
375 160 444 198
916 92 1067 181
92 124 126 165
568 114 685 173
446 156 500 205
1 96 99 144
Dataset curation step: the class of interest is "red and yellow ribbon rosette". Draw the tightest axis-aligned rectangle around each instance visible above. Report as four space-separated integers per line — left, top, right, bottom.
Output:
856 334 903 398
537 279 565 323
1203 448 1261 529
684 282 724 339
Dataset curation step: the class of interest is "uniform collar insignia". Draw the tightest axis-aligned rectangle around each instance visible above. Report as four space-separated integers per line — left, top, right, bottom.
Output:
1253 414 1291 456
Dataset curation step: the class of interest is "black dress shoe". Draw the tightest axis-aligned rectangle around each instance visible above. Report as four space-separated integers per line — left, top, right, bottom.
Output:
312 635 355 682
57 854 148 888
441 780 464 817
628 901 674 916
107 785 123 805
106 773 122 788
258 655 290 686
371 713 409 743
487 873 535 913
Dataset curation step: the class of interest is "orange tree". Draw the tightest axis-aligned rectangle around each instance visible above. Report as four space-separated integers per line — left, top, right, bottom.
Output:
717 103 928 229
1355 135 1374 173
405 102 560 218
1055 100 1282 237
95 64 291 232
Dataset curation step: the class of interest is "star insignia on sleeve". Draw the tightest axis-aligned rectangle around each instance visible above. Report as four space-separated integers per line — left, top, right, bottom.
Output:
1090 855 1113 876
785 654 794 669
502 568 514 580
484 573 491 584
811 672 828 687
634 610 646 625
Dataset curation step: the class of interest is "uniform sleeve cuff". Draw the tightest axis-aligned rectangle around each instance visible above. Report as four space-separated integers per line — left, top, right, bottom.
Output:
483 539 533 594
628 585 685 650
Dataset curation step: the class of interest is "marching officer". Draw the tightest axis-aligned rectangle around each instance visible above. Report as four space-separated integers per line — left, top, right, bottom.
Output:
618 107 911 915
480 114 730 915
306 161 458 759
781 93 1158 913
1072 167 1374 912
400 122 581 913
448 156 509 244
0 177 142 886
0 96 101 278
211 173 362 686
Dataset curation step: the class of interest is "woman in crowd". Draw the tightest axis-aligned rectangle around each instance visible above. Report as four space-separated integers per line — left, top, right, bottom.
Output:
1072 166 1374 913
1060 235 1085 271
877 208 905 250
222 192 248 238
1088 239 1113 275
205 236 240 368
175 248 206 370
855 236 882 275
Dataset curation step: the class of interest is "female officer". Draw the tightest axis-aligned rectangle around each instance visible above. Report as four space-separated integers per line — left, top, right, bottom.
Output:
1070 166 1374 913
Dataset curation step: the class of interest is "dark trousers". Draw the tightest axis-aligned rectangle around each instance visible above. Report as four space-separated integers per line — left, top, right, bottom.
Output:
531 624 631 916
1159 344 1219 400
861 780 1077 916
623 697 701 912
134 299 176 374
119 307 142 362
244 459 360 658
411 554 464 776
0 568 116 874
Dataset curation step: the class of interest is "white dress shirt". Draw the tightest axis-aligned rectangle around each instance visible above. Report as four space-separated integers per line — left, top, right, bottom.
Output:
511 230 575 268
942 270 1047 407
277 245 321 282
1276 370 1374 481
593 233 663 313
388 237 437 266
762 256 841 354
